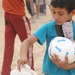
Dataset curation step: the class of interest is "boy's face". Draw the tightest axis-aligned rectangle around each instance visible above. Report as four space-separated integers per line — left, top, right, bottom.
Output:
51 6 73 25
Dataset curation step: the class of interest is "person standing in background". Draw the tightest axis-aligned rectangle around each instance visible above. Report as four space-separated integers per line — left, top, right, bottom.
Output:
40 0 52 17
26 0 44 19
45 0 51 9
40 0 46 16
1 0 34 75
26 0 35 23
35 0 44 18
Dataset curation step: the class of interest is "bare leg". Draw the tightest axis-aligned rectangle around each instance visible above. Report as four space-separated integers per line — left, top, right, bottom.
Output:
36 5 40 18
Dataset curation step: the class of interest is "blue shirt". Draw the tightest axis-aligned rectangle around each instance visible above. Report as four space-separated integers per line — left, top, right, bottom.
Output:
34 20 75 75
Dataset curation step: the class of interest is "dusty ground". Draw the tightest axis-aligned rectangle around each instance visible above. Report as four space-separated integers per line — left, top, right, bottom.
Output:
0 0 75 75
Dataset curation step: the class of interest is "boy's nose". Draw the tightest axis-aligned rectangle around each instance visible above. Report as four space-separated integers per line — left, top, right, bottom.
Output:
54 15 59 20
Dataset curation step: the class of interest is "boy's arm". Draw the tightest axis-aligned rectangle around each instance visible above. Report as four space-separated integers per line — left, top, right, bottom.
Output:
18 35 38 71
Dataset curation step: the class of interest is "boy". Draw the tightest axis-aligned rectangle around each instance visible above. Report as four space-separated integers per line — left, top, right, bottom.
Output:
18 0 75 75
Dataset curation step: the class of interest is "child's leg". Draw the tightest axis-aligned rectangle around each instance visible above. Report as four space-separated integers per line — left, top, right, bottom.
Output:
9 14 34 70
1 13 16 75
26 0 35 23
1 13 34 75
40 0 46 15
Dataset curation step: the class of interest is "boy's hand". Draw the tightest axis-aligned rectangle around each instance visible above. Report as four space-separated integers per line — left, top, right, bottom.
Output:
51 54 69 70
17 59 28 71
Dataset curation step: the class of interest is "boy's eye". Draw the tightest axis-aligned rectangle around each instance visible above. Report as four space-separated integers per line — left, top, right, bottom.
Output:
58 13 64 16
51 10 64 16
52 11 63 16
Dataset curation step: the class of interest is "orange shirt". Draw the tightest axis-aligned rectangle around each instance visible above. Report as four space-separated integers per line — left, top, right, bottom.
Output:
2 0 26 16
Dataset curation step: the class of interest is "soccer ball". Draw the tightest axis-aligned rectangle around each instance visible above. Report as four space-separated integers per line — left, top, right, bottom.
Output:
48 37 75 64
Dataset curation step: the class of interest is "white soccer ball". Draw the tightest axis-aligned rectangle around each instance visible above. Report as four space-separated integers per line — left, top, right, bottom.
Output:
48 37 75 64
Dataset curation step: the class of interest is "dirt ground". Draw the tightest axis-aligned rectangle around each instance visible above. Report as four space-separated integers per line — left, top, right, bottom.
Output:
0 0 75 75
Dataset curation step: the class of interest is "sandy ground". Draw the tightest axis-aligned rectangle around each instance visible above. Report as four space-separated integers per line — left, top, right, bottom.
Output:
0 0 75 75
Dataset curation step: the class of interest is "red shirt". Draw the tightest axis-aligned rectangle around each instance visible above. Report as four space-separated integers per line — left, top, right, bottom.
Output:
2 0 26 16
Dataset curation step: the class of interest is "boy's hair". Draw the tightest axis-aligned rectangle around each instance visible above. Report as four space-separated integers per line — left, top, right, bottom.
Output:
51 0 75 14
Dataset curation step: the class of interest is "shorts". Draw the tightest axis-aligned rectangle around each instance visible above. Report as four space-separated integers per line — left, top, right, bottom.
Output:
45 0 51 5
35 0 44 5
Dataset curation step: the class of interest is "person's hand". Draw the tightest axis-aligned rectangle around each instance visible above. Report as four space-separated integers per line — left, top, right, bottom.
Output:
17 59 28 71
51 54 69 70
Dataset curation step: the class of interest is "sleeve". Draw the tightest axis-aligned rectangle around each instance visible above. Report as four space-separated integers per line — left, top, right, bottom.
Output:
73 22 75 40
33 24 47 45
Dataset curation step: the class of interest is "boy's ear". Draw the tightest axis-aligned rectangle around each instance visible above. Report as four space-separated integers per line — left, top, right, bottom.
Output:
72 9 75 16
